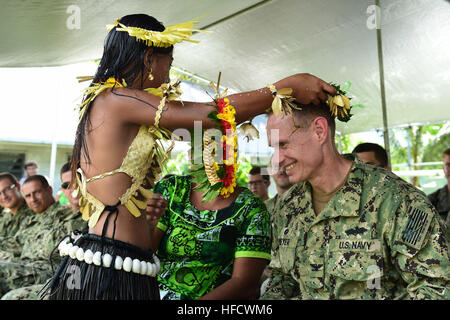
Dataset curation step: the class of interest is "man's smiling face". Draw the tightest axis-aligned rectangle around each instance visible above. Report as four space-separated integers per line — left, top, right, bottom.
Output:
267 113 321 184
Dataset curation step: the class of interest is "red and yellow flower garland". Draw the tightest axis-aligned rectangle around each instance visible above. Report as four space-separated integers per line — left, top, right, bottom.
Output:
191 75 242 202
215 97 239 197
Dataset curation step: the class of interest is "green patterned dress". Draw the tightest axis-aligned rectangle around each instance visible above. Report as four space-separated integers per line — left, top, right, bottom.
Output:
154 175 271 300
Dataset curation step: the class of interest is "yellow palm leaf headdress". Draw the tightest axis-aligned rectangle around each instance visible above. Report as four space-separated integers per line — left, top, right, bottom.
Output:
106 17 210 48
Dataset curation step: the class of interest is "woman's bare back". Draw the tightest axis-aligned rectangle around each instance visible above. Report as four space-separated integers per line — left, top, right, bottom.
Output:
81 93 152 249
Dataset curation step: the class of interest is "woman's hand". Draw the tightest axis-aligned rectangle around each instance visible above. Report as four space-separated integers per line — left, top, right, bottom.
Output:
197 257 268 300
145 193 167 230
274 73 337 106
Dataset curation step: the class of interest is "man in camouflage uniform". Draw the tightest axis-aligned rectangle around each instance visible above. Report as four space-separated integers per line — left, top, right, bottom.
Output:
0 175 86 299
248 166 271 201
0 172 34 238
261 102 449 300
264 163 294 219
352 142 390 170
261 163 294 294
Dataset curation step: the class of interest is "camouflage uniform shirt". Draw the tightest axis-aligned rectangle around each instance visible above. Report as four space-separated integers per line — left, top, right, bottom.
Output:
0 201 34 238
0 202 87 297
18 202 87 262
265 195 279 218
261 155 449 300
265 195 281 271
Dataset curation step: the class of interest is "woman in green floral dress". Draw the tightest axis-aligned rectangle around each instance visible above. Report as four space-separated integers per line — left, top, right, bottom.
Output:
150 175 271 300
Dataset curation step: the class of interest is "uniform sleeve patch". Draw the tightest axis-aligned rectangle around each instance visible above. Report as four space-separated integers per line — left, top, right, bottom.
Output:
400 207 433 249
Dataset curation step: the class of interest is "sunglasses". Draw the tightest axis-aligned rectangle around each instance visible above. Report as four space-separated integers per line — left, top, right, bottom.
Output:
61 182 70 189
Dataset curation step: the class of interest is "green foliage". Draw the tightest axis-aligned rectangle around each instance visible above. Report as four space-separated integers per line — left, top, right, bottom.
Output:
336 134 354 153
207 111 221 125
202 183 221 203
397 124 447 186
235 156 253 187
337 122 449 187
388 128 408 166
423 123 443 136
336 132 377 154
160 152 190 177
338 122 448 164
422 125 449 163
389 123 447 167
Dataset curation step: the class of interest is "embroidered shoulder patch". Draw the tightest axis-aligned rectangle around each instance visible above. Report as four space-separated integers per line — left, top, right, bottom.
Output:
400 206 433 249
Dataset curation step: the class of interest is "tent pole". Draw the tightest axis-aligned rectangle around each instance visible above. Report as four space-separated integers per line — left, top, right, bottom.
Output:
49 137 58 187
198 0 271 31
375 0 391 168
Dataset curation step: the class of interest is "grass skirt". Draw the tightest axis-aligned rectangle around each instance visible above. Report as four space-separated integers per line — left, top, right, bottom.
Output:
41 233 160 300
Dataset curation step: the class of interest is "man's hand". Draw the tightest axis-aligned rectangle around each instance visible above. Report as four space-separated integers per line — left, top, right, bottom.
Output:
146 193 167 229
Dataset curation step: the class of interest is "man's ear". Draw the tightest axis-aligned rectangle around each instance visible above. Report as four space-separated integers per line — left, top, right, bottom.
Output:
311 117 329 144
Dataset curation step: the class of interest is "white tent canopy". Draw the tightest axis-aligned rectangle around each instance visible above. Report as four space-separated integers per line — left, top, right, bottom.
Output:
1 0 449 134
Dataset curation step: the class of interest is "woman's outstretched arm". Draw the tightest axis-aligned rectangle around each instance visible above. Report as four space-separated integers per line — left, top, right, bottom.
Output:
99 73 336 129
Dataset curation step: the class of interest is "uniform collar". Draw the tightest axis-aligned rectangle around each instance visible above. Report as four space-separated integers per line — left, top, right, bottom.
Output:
309 154 365 225
41 201 60 215
277 154 366 228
